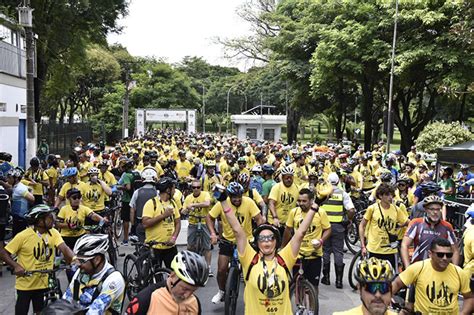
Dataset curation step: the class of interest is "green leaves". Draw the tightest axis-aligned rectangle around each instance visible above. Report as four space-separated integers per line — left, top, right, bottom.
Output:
416 121 473 153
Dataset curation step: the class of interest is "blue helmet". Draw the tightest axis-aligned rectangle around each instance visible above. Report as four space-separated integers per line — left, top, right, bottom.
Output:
226 182 244 196
262 165 275 174
62 167 78 177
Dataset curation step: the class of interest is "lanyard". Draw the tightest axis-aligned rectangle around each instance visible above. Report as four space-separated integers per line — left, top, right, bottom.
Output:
36 230 51 260
261 257 277 298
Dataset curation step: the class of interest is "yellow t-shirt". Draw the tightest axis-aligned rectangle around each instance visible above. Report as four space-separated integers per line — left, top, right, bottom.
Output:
57 205 93 237
58 181 88 205
5 227 64 290
173 189 183 211
183 191 211 225
286 207 330 258
239 241 296 315
208 197 260 243
142 197 181 249
82 182 107 211
176 160 192 179
463 225 474 274
355 164 374 190
243 188 264 205
268 182 300 225
333 305 397 315
363 202 408 254
78 161 92 182
399 259 471 314
98 171 117 186
45 167 59 188
291 163 308 186
23 168 49 195
202 174 225 193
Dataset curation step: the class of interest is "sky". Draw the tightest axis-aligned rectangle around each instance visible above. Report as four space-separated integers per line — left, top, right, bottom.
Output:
107 0 254 71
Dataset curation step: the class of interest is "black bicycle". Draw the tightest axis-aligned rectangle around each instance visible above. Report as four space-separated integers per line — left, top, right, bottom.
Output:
224 241 241 315
187 213 208 256
290 258 319 315
344 207 366 254
123 240 171 300
24 265 71 306
84 216 120 268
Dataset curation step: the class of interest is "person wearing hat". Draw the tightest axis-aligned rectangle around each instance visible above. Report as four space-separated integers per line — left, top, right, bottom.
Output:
261 165 277 204
407 145 417 164
55 167 88 210
201 160 224 194
456 164 474 197
355 155 375 192
320 172 356 289
0 205 75 315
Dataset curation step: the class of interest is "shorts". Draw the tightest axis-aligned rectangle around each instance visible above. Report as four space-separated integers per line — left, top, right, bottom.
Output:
218 238 236 257
121 203 131 222
187 224 211 251
152 246 178 269
0 223 5 242
62 236 80 251
293 257 322 287
16 288 48 315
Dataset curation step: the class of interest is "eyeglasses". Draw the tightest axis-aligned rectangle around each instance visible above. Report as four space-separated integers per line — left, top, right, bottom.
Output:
258 234 275 242
70 195 81 200
192 186 201 189
363 282 391 295
433 251 453 259
76 256 94 264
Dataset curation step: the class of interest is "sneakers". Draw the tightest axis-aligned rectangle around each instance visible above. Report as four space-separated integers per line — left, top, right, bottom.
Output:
211 290 225 304
121 240 129 246
208 267 214 277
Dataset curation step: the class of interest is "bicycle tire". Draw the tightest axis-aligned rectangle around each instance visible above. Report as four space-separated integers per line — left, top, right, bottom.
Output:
290 277 319 315
124 254 140 300
224 266 240 315
344 222 360 254
348 250 363 290
153 267 171 284
114 207 123 239
194 230 206 256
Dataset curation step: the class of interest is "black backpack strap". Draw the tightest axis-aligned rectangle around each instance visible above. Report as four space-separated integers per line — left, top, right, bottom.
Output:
245 253 260 281
249 188 254 200
196 295 202 315
275 254 291 281
152 197 157 212
73 278 81 301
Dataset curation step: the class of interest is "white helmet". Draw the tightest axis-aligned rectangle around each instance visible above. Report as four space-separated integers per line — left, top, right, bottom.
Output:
141 166 158 183
73 234 109 257
281 166 295 176
251 165 262 173
328 172 340 185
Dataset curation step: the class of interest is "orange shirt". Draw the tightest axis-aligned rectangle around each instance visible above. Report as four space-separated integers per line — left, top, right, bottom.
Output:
147 287 199 315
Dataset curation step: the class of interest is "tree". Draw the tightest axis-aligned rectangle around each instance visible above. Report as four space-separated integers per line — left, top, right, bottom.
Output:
415 121 473 153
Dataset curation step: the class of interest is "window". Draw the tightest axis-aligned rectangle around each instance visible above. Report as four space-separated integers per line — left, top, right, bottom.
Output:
0 103 6 112
264 128 275 141
246 128 257 139
0 25 12 44
20 104 26 113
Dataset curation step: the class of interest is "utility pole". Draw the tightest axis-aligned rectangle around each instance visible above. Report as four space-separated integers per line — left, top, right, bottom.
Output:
202 84 206 133
123 68 130 138
18 1 36 163
386 0 399 154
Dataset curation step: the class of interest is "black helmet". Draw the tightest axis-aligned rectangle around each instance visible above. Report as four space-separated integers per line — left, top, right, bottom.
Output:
41 299 85 315
380 172 393 182
171 250 209 287
262 165 275 174
157 177 175 192
226 182 244 196
420 181 441 193
30 157 40 167
252 224 282 249
66 188 82 199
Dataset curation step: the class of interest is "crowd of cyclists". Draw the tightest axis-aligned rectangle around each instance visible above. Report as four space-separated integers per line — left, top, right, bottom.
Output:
0 129 473 314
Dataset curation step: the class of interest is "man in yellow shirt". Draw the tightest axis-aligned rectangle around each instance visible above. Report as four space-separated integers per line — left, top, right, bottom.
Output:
82 167 112 213
54 167 88 209
290 153 309 186
206 182 264 304
392 237 473 315
283 188 331 288
23 157 49 205
176 151 192 180
0 205 75 315
334 258 397 315
78 153 92 182
142 177 181 269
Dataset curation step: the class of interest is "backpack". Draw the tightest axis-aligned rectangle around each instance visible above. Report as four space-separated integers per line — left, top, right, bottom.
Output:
244 252 291 282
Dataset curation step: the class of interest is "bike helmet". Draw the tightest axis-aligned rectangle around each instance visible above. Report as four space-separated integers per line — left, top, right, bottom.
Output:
141 166 158 183
308 170 318 178
420 181 441 193
157 176 175 192
262 165 275 174
354 257 394 284
148 151 158 159
397 174 409 183
7 167 24 179
366 152 373 159
204 160 216 168
41 299 85 315
237 156 247 164
460 164 469 170
280 166 295 176
99 159 110 167
73 234 109 257
423 195 444 207
171 250 209 287
87 167 99 176
204 150 215 160
252 224 282 249
226 182 244 196
251 165 262 173
238 173 250 184
30 157 40 167
62 167 78 177
66 188 82 199
26 204 55 221
380 172 393 182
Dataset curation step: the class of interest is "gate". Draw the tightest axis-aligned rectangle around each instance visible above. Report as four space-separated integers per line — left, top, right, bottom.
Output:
38 122 92 158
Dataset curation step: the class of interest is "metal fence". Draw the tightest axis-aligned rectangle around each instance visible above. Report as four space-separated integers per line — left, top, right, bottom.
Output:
38 122 92 158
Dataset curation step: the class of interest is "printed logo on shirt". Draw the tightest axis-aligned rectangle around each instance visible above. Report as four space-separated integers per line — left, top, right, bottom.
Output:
280 192 294 205
33 241 52 262
426 281 455 307
85 188 100 202
257 274 286 298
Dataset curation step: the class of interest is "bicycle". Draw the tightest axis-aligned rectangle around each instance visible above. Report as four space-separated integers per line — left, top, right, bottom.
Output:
108 191 123 239
23 265 71 306
290 258 319 315
123 240 171 300
187 212 208 256
83 215 120 268
224 241 241 315
344 207 366 254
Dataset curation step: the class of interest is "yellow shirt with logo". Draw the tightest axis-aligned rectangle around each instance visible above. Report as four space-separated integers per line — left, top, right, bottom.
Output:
239 241 296 315
23 168 49 195
399 259 471 314
363 201 408 254
57 205 93 237
5 227 64 290
333 305 397 315
286 207 330 258
202 174 224 193
176 160 192 179
58 181 88 204
183 191 211 225
78 161 92 182
463 225 474 274
243 188 264 205
290 163 308 186
268 182 300 225
45 167 59 188
82 182 107 211
142 198 181 249
209 197 260 243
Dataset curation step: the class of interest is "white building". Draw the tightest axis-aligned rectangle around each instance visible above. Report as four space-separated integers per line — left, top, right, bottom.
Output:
231 106 286 142
0 14 27 167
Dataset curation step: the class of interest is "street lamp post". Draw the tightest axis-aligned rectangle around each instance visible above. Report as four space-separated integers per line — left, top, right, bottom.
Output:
18 1 36 163
386 0 399 154
202 84 206 133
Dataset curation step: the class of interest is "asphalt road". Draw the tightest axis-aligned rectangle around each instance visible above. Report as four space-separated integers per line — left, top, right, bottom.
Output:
0 222 360 314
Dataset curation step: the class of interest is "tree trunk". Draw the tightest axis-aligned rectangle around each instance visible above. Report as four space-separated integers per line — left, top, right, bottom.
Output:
458 85 468 122
361 80 374 151
287 106 301 144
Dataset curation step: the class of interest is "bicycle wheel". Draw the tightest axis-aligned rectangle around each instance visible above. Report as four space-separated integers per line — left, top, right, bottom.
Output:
124 254 141 300
344 221 360 254
290 278 319 315
224 266 241 315
348 250 363 290
114 208 123 239
107 233 118 267
153 267 171 284
194 231 206 256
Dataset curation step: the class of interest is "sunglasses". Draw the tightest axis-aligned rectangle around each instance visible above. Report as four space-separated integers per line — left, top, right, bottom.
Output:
76 257 94 264
397 183 406 186
258 234 275 242
192 186 201 189
238 162 246 165
70 195 81 200
433 251 453 259
363 282 391 295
